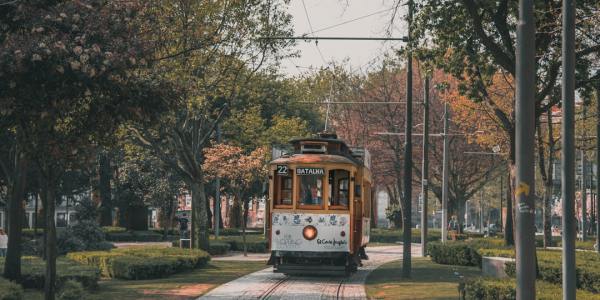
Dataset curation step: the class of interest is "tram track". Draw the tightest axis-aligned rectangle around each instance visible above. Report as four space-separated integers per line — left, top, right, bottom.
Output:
257 276 289 300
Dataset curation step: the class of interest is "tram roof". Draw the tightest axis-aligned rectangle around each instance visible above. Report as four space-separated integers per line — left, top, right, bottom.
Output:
271 154 358 166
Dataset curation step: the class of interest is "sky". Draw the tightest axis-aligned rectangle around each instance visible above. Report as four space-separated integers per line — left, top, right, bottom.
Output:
280 0 408 76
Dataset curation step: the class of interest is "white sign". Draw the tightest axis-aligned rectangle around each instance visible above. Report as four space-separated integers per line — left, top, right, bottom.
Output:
296 168 324 176
271 212 350 252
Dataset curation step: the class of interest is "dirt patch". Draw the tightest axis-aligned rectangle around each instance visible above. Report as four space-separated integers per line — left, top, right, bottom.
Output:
143 283 214 299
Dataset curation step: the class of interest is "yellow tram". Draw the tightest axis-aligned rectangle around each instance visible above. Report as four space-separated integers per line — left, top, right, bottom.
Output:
266 133 373 275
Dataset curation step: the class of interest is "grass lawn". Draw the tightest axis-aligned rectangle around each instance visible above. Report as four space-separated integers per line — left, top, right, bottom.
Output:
366 257 481 300
22 260 267 300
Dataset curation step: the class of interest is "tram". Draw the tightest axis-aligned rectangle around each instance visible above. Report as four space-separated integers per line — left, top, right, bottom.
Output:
266 133 373 276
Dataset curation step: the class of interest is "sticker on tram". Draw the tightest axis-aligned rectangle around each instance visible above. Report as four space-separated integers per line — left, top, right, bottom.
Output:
276 165 289 175
296 168 324 176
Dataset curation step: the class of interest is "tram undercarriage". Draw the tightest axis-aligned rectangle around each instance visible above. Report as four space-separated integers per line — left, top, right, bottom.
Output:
268 249 367 276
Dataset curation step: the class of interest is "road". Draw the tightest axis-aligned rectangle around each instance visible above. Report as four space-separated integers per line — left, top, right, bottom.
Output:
199 244 422 300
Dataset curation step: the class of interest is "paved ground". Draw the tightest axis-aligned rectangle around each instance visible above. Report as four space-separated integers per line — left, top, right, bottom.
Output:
212 252 271 262
199 244 422 300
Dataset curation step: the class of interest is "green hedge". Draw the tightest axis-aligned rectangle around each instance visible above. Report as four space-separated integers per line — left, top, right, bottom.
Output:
67 247 210 280
171 240 232 255
460 278 598 300
105 231 164 242
57 280 84 300
219 236 268 253
0 277 23 300
427 242 481 267
0 257 100 290
101 226 127 234
502 250 600 294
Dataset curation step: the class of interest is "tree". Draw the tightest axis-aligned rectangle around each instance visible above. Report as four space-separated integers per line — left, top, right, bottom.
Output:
204 144 267 255
413 0 600 246
127 0 293 251
0 1 175 298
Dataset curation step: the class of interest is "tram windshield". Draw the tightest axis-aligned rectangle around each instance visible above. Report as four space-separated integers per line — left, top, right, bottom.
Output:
299 174 323 206
329 169 349 208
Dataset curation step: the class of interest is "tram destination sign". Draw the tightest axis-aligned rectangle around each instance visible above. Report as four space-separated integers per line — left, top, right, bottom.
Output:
296 168 324 176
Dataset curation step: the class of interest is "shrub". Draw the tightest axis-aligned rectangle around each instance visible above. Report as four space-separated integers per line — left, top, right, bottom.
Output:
105 230 164 242
208 242 231 255
0 277 23 300
57 280 84 300
369 228 442 244
497 249 600 294
111 256 178 280
68 247 210 280
57 220 114 255
459 278 599 300
459 278 515 300
101 226 127 234
220 236 268 253
427 242 481 267
0 257 100 290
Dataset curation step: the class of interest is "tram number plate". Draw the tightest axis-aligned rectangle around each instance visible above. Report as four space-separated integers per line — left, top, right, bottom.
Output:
276 165 289 175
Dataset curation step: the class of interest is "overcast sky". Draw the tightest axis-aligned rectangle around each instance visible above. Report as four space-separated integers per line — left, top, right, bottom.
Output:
281 0 407 76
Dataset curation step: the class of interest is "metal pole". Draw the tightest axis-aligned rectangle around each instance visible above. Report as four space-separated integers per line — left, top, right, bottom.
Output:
441 102 449 243
421 76 430 257
401 0 413 279
561 0 577 297
215 124 221 239
515 0 536 298
596 84 600 253
582 106 588 241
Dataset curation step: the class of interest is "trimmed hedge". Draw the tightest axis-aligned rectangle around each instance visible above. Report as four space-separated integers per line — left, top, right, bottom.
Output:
57 280 84 300
0 277 23 300
460 278 599 300
101 226 127 234
67 247 210 280
0 257 100 290
502 250 600 294
105 230 164 242
427 242 481 267
219 236 268 253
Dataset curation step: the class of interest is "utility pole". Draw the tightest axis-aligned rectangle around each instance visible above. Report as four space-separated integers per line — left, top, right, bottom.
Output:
420 76 430 257
581 106 587 241
441 102 449 243
562 0 577 298
215 123 222 239
515 0 536 298
596 83 600 254
401 0 414 279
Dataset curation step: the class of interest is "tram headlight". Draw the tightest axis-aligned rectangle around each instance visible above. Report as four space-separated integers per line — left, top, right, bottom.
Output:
302 225 318 241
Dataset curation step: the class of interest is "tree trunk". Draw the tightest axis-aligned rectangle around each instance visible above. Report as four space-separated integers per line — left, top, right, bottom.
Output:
98 151 113 226
457 198 465 234
3 150 27 281
543 182 553 247
41 174 57 300
505 167 515 246
230 195 242 229
206 194 213 229
190 180 209 251
242 193 249 257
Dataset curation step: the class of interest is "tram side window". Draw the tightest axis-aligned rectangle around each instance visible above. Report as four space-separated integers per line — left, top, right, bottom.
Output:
364 185 372 218
275 171 293 206
299 173 323 206
328 169 349 208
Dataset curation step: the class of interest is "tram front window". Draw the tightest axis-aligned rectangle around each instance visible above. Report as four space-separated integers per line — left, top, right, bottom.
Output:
329 169 349 208
299 174 323 206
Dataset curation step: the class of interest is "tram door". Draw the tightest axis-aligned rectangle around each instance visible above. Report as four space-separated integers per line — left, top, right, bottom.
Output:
353 178 363 250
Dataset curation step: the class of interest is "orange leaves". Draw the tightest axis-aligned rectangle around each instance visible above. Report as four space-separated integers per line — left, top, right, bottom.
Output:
441 72 514 154
203 144 267 187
